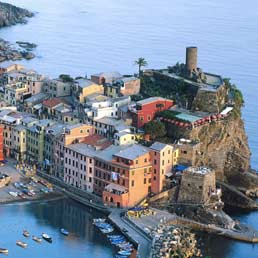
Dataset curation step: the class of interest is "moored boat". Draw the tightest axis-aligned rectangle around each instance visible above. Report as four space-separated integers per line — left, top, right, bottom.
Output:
118 250 131 256
9 191 18 197
23 230 30 237
32 235 42 243
16 241 28 248
42 233 52 243
0 248 8 254
93 218 106 224
60 228 69 236
100 227 114 234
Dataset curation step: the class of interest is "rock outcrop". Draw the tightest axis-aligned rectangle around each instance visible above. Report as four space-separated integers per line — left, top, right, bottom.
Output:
190 115 250 182
0 1 33 28
0 2 35 62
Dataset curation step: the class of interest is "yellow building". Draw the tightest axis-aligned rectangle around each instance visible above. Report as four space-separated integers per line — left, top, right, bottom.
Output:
114 131 136 146
150 142 179 193
74 79 104 103
11 125 27 161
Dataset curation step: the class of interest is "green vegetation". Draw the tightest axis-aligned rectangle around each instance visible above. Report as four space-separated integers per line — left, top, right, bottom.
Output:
134 57 148 76
144 120 167 140
59 74 74 83
223 78 244 117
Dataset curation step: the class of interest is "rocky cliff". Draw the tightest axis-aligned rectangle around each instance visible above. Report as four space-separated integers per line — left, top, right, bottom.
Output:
190 115 250 182
0 2 35 62
0 1 33 28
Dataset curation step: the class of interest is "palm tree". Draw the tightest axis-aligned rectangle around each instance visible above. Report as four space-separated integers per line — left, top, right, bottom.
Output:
134 57 148 76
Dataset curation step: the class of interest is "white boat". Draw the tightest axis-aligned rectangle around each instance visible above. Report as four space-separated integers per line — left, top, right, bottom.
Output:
93 218 106 224
23 230 30 237
42 233 52 243
0 248 8 254
16 241 28 248
9 191 18 197
100 227 114 234
32 236 42 243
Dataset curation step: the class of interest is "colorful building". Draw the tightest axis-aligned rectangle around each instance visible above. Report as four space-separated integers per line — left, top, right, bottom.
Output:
26 119 55 164
105 77 140 98
64 143 97 192
130 97 174 128
72 79 104 104
0 125 4 161
103 144 152 208
150 142 179 194
53 124 95 178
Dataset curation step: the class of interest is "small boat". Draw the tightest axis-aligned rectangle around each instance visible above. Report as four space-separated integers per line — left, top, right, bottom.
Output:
23 230 30 237
118 250 131 256
16 241 28 248
60 228 69 236
32 236 42 243
93 218 106 224
100 227 114 234
18 192 26 199
9 191 18 197
42 233 52 243
0 248 8 254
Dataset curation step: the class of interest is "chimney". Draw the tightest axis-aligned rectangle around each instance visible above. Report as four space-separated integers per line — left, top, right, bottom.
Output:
186 47 198 72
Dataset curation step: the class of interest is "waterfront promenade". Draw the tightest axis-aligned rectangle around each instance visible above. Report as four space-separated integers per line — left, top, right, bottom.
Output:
109 209 152 258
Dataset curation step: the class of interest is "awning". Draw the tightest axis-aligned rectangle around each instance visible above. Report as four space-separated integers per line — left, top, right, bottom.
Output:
220 107 233 115
33 104 42 110
105 183 127 193
166 172 173 177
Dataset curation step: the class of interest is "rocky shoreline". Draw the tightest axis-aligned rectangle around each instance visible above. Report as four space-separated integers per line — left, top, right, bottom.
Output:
0 1 36 62
0 38 35 62
0 1 33 27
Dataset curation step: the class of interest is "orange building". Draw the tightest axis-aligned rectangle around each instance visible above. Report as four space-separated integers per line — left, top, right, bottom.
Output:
0 125 4 161
103 145 153 208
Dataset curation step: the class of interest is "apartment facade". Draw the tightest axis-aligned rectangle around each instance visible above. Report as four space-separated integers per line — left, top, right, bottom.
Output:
130 97 174 128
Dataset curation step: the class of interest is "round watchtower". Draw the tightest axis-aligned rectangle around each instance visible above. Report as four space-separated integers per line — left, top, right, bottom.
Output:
186 47 198 72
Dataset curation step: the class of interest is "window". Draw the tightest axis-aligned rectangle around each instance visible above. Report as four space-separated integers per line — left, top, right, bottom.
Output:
154 159 157 165
131 180 134 187
154 169 156 174
144 158 147 163
154 176 156 181
131 170 135 176
144 178 147 184
147 115 151 121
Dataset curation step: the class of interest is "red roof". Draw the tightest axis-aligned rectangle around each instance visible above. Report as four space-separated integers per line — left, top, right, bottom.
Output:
42 98 64 108
82 134 112 150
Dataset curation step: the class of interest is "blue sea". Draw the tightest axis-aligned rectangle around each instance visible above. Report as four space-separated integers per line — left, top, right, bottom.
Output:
0 0 258 257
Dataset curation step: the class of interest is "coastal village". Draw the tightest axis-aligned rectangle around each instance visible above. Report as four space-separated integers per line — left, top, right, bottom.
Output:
0 47 257 258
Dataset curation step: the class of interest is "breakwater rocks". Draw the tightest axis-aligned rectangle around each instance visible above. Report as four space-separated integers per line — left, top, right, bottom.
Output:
0 38 35 62
150 224 202 258
0 1 33 28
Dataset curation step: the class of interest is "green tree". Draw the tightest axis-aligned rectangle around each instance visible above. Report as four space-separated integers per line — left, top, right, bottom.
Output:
59 74 74 82
134 57 148 76
144 120 166 140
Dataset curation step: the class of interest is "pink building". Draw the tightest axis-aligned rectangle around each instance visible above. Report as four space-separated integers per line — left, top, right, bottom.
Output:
64 144 96 192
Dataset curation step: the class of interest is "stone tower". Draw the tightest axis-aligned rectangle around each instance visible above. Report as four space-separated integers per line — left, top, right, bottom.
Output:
177 167 216 204
186 46 198 73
